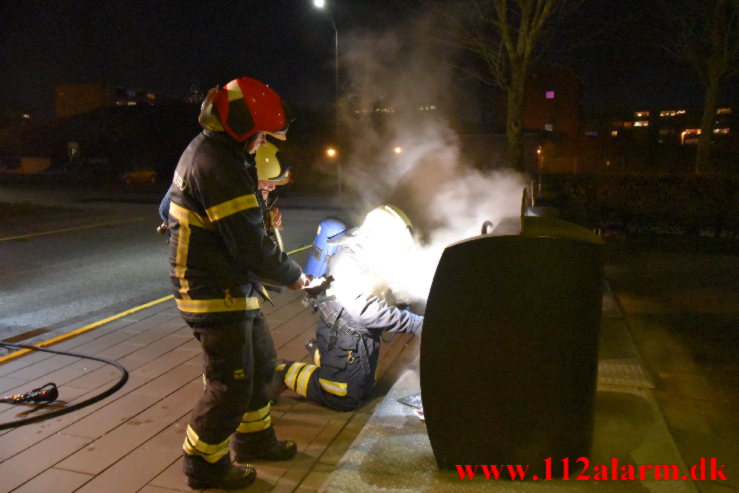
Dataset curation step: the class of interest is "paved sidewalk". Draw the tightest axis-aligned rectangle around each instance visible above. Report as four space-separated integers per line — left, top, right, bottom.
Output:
321 282 699 492
0 251 415 493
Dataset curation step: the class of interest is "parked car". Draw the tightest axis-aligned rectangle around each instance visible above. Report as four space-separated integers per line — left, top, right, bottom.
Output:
122 168 156 185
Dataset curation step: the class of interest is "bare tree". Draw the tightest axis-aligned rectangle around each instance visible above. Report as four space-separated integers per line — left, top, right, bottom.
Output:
435 0 581 171
659 0 739 175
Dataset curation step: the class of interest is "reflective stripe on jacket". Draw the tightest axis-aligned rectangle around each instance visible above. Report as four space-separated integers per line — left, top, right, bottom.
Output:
167 130 302 325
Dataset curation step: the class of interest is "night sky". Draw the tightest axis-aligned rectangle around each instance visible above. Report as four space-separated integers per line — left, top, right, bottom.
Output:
0 1 733 118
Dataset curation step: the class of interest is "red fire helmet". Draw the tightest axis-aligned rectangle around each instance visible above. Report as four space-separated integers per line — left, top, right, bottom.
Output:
198 77 289 143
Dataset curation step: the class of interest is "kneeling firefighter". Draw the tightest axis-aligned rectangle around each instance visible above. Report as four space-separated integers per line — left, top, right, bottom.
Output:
276 205 424 412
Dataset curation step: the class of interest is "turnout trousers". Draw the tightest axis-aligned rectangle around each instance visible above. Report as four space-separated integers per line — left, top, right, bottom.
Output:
279 320 381 412
182 314 277 480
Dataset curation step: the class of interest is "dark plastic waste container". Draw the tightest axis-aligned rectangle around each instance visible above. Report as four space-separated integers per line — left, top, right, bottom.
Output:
420 215 603 477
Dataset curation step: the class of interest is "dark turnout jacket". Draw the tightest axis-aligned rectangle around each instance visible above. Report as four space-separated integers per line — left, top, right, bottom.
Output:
314 245 422 391
167 130 302 326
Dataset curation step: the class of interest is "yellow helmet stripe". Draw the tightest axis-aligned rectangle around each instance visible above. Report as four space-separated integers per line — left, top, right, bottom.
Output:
224 79 245 101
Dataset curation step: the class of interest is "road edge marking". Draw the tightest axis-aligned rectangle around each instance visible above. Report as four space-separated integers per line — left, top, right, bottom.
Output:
0 217 146 242
0 295 174 364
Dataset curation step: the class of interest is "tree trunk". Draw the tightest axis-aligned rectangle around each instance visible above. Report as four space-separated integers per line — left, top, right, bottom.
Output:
696 74 720 175
506 67 527 172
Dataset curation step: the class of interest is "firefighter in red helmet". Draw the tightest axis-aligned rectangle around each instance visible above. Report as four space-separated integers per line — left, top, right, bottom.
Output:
166 76 308 490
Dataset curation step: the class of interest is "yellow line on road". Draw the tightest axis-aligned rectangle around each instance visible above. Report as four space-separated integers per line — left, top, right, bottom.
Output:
0 217 147 242
0 295 174 364
287 244 311 255
0 244 312 364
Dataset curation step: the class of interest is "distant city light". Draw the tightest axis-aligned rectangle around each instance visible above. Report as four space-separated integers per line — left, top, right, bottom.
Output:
681 129 700 145
326 147 337 158
634 120 649 127
22 113 30 119
716 107 731 115
545 90 555 99
611 130 619 137
544 123 553 132
354 107 395 114
659 110 686 117
634 111 650 118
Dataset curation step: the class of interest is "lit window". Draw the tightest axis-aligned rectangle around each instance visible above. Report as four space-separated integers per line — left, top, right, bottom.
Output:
611 130 618 137
635 111 650 118
623 121 633 128
545 90 555 99
544 123 553 131
716 107 731 115
681 129 700 145
658 129 674 135
660 110 686 117
634 120 649 127
713 128 730 134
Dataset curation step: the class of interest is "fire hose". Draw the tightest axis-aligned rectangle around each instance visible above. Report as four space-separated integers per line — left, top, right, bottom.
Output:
0 341 129 430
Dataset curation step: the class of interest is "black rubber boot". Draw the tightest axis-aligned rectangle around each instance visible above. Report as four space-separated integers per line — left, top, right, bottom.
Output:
232 426 297 462
184 454 256 490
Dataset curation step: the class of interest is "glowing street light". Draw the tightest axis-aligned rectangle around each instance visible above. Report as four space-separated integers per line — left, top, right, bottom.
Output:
393 146 403 154
326 147 338 158
311 0 339 130
311 0 342 194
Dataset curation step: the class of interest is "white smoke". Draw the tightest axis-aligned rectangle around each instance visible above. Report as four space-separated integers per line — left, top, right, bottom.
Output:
330 15 529 305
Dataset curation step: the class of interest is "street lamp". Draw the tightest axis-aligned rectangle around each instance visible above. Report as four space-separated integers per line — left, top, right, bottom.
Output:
312 0 342 194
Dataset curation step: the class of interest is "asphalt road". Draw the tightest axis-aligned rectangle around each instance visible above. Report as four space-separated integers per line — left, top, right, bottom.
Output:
0 184 343 347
